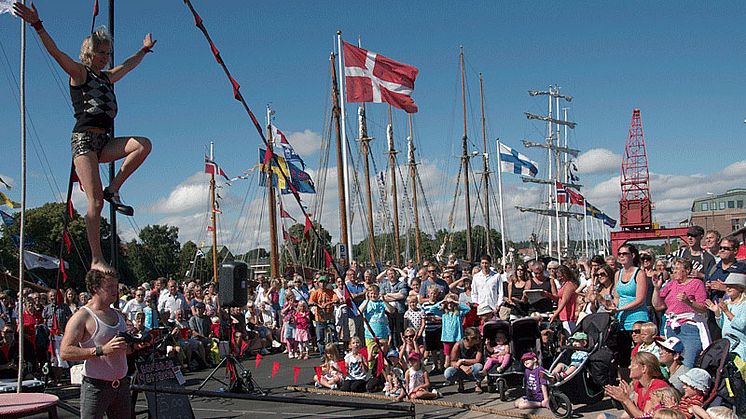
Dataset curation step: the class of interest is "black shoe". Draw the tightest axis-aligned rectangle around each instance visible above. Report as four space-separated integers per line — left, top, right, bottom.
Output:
103 187 134 216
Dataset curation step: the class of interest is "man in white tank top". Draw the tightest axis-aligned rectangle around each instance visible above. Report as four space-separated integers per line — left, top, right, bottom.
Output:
60 269 136 419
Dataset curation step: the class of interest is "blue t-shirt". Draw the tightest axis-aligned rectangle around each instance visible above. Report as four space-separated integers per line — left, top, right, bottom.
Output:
363 300 390 340
570 350 589 367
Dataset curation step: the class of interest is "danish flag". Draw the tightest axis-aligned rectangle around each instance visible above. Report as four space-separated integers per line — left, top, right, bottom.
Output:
342 41 419 113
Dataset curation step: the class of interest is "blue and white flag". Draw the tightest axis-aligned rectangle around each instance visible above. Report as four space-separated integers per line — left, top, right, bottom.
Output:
0 209 13 226
498 142 539 177
603 214 617 228
23 250 68 270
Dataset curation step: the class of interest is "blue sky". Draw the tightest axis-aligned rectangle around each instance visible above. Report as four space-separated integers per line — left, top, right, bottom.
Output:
1 1 745 253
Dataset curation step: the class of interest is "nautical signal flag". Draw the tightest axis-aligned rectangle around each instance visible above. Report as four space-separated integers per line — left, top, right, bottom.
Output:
556 181 585 206
204 156 231 181
0 209 13 226
0 191 20 209
603 214 617 228
585 203 602 219
258 149 316 194
498 142 538 177
343 41 419 113
271 124 306 170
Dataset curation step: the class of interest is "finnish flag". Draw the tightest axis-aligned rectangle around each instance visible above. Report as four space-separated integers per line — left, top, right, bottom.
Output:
498 142 539 177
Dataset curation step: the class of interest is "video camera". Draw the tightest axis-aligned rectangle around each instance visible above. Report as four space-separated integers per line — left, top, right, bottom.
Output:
115 331 152 345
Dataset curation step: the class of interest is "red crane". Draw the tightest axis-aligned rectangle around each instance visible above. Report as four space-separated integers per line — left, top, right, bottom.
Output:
610 109 687 255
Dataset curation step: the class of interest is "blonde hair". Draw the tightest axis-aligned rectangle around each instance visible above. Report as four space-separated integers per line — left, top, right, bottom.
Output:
349 336 362 350
652 386 681 407
323 343 340 362
632 351 664 379
406 295 418 305
641 322 658 336
80 26 112 66
652 409 685 419
706 406 738 419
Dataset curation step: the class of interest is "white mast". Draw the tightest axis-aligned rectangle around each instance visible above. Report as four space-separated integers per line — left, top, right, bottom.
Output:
17 1 27 392
554 92 561 264
496 140 507 270
563 107 570 257
547 90 553 259
336 32 353 262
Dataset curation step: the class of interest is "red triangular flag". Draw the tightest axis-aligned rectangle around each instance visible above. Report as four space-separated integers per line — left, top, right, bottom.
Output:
280 204 296 221
303 215 312 241
67 200 75 219
63 230 72 254
92 0 99 17
282 226 290 241
229 76 241 100
313 366 323 383
255 353 262 368
324 249 333 269
336 359 347 377
360 348 368 363
209 41 223 65
293 366 300 384
376 348 385 377
271 361 280 378
60 258 68 283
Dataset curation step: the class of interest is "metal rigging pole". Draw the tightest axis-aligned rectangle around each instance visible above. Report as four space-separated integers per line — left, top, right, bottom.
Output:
479 73 491 257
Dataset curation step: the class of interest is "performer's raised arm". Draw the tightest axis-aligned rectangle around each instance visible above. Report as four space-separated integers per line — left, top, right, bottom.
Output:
108 33 157 83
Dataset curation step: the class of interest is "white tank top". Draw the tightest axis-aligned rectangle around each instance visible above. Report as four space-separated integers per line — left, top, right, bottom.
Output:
80 306 128 381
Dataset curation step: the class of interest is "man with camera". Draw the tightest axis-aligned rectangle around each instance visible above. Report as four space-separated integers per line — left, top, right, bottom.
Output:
60 269 146 419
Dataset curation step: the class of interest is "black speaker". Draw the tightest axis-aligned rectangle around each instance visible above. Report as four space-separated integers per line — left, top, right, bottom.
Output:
218 261 248 307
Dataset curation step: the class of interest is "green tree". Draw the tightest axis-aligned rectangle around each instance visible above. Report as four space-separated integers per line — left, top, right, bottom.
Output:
126 224 180 283
279 222 332 272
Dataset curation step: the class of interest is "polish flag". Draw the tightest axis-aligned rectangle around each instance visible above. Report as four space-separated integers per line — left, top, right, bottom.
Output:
343 41 419 113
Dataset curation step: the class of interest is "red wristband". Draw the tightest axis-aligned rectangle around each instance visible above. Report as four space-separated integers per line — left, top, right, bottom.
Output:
31 20 44 31
141 46 153 54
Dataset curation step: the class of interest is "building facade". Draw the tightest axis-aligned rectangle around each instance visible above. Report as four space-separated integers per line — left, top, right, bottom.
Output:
690 188 746 236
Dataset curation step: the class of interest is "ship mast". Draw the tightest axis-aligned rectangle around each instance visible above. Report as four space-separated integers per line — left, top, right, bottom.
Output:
459 47 473 262
209 142 219 283
330 53 350 265
479 73 491 257
407 115 422 263
358 105 377 265
266 106 280 278
387 106 402 265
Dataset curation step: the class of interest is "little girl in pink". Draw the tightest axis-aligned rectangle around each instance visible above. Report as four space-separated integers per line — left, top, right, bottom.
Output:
294 301 311 359
484 330 511 374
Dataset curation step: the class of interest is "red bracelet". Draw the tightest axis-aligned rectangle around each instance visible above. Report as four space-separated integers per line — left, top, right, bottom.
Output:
31 20 44 31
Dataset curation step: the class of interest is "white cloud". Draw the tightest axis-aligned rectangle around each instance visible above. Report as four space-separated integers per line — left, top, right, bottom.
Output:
286 129 322 156
149 172 211 214
575 148 622 174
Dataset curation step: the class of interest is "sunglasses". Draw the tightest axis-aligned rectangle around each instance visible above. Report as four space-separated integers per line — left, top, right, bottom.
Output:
593 272 608 278
631 329 642 334
719 246 734 252
404 335 414 339
618 252 631 256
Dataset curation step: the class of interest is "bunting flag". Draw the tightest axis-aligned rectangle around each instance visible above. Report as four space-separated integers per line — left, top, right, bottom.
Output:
282 225 290 241
255 353 262 368
313 366 323 383
286 160 316 194
324 249 333 269
280 203 296 221
62 231 71 254
603 214 617 228
0 209 13 226
343 41 419 113
556 181 584 205
568 187 585 206
293 366 300 384
498 142 539 177
303 216 312 241
258 148 290 191
195 249 205 257
59 259 68 282
0 191 20 208
207 225 214 232
271 124 306 170
0 176 10 189
204 156 231 181
271 361 280 378
336 359 347 377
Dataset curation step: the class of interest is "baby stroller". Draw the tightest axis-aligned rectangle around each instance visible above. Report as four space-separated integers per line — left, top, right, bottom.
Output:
695 336 746 415
484 317 542 401
546 312 619 419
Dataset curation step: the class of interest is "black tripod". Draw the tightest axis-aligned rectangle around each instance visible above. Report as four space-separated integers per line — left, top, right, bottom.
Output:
194 344 265 395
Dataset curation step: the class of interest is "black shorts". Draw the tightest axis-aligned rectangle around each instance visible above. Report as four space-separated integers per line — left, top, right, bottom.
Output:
424 327 442 351
71 131 112 158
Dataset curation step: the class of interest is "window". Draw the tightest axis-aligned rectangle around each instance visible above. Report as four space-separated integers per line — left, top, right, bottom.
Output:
729 201 735 209
733 219 742 231
738 200 744 209
719 202 726 210
701 203 709 211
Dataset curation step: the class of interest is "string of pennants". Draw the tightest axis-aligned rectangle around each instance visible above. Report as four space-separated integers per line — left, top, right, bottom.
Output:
251 348 386 384
556 181 617 228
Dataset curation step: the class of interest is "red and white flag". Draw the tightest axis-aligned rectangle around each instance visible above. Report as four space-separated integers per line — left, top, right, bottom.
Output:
204 156 230 181
343 41 419 113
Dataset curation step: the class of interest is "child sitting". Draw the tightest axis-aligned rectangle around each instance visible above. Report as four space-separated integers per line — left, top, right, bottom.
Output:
314 343 344 389
340 337 368 393
483 330 511 374
515 352 549 409
677 368 710 416
547 331 589 381
398 352 438 401
383 348 404 398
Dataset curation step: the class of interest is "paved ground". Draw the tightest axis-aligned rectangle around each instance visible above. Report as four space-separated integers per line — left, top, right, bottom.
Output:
24 351 621 418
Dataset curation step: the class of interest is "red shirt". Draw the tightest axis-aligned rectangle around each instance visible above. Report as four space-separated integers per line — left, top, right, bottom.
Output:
634 378 669 411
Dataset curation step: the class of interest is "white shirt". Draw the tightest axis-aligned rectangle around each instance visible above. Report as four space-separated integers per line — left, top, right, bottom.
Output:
122 298 147 323
471 268 503 310
157 292 187 320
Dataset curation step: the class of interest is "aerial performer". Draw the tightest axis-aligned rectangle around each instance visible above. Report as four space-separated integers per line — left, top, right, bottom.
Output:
14 2 154 273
